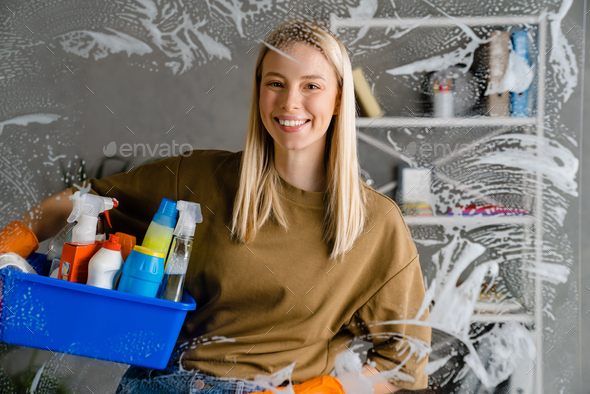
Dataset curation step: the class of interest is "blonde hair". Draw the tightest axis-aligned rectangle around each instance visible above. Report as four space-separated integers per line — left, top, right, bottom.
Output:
230 19 368 261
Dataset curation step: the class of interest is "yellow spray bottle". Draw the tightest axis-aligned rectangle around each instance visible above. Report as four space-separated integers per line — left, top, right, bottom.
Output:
142 198 178 257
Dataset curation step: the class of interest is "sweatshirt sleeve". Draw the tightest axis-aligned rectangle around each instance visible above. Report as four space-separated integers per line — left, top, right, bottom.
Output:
346 255 431 390
74 155 182 243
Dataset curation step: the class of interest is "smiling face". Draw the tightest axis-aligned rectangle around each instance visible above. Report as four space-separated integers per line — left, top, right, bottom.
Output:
259 42 341 157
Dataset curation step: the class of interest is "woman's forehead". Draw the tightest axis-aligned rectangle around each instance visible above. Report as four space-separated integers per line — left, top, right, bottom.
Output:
262 42 333 76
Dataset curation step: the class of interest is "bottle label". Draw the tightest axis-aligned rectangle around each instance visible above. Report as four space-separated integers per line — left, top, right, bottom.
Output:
60 261 71 280
50 258 61 274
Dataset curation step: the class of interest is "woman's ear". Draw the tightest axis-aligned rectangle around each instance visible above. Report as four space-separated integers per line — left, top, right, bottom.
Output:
333 93 341 115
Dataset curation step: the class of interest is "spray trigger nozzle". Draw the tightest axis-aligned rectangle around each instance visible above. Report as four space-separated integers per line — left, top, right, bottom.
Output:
104 200 119 228
174 201 202 237
104 210 113 228
68 191 118 225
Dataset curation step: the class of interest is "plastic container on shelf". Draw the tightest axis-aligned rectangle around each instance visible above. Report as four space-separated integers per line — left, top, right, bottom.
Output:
0 267 196 369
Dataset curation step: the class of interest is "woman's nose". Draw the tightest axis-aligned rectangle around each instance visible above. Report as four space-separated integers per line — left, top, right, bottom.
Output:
281 87 302 110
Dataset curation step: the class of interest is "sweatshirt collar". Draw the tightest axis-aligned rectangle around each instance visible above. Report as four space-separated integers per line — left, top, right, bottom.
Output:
277 174 326 207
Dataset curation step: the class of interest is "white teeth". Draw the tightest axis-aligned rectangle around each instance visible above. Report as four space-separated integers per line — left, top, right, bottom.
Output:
278 119 307 127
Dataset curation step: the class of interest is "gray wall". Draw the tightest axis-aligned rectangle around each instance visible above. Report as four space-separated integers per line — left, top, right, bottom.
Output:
0 0 586 392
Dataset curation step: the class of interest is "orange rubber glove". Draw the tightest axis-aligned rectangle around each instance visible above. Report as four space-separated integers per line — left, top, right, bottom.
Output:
249 375 344 394
0 221 39 258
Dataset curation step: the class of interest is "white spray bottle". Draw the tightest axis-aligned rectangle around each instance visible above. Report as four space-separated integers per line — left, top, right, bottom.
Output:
68 191 119 244
46 192 118 277
157 201 202 302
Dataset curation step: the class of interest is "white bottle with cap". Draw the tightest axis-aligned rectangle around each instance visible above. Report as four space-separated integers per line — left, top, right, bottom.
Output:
87 234 124 290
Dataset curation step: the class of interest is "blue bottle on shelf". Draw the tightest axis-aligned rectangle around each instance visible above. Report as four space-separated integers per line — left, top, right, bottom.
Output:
511 30 531 117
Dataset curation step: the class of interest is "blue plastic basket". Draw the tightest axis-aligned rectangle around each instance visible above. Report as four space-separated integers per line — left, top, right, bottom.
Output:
0 267 196 369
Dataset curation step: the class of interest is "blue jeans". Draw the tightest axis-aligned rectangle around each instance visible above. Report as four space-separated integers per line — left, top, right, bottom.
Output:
115 365 286 394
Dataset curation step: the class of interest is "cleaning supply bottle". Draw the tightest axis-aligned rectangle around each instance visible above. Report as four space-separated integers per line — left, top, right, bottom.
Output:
115 232 136 261
112 232 136 290
45 222 75 276
68 191 119 244
158 201 202 302
87 234 124 290
45 191 117 276
141 198 178 256
58 241 103 283
117 245 165 297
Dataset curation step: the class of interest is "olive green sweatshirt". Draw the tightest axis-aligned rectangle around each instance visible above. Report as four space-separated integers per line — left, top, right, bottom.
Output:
84 149 430 390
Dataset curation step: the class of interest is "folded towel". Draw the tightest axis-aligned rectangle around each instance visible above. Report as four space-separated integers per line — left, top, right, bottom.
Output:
0 252 37 274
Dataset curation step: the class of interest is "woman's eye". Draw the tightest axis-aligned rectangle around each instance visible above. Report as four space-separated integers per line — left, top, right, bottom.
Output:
266 82 319 89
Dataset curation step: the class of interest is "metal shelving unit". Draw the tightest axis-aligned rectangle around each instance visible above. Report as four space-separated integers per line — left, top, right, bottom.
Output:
403 215 533 227
355 116 537 128
331 12 548 394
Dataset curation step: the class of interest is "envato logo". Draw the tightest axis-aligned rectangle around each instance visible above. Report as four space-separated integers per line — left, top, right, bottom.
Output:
403 141 495 160
103 141 193 158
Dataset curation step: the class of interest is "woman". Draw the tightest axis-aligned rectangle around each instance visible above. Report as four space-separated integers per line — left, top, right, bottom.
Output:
15 20 430 394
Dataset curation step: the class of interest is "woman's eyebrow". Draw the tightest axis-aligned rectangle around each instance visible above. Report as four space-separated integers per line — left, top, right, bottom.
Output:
263 71 325 81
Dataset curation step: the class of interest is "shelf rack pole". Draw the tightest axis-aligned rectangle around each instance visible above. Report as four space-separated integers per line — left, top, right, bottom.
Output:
533 10 548 394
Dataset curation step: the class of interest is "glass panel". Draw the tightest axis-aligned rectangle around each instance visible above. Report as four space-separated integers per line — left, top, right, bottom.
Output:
345 1 584 393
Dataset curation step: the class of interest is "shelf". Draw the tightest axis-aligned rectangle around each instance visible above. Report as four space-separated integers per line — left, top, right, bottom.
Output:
404 215 534 227
331 14 542 29
471 313 534 324
474 300 523 313
471 301 531 323
356 116 537 128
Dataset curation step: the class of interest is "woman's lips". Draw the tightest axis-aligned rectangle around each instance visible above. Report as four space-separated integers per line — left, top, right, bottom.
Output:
275 118 310 133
